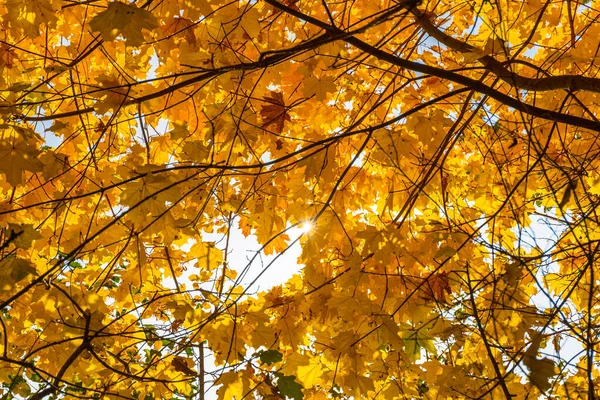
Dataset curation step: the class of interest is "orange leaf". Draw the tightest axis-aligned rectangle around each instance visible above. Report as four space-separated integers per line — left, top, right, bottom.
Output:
423 272 452 303
162 16 196 46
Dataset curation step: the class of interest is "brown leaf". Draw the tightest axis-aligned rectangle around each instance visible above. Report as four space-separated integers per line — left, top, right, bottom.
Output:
171 356 197 376
524 333 556 392
422 272 452 303
282 0 300 10
0 44 17 69
260 91 291 134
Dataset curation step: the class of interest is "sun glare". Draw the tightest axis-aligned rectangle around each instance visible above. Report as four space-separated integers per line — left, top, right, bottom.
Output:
298 221 314 234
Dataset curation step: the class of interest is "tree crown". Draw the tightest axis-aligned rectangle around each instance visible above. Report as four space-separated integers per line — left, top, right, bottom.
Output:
1 0 600 398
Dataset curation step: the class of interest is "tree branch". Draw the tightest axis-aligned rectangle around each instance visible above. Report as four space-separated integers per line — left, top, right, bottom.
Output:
263 0 600 132
407 7 600 93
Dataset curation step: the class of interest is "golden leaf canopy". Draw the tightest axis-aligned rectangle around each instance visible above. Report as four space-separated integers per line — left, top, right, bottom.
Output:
1 0 600 398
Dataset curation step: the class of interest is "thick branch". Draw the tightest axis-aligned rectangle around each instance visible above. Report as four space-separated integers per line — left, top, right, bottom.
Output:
409 7 600 93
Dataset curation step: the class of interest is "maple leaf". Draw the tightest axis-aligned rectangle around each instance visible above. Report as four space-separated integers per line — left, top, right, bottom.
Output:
523 333 557 392
403 329 436 362
39 150 69 180
168 122 191 140
7 223 42 249
380 315 404 350
90 74 130 113
275 373 304 400
162 16 197 46
483 37 506 57
280 352 325 388
171 356 197 376
0 256 37 291
260 91 292 134
5 0 58 37
0 137 43 186
44 121 68 134
463 37 506 63
282 0 300 11
89 1 158 46
502 261 524 287
216 371 251 399
0 44 18 69
302 76 336 101
259 349 283 365
422 271 452 303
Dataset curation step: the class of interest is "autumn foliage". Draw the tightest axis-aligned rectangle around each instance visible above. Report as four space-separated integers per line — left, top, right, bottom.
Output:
1 0 600 398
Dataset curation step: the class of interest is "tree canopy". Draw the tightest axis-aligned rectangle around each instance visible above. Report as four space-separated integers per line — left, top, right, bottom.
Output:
1 0 600 398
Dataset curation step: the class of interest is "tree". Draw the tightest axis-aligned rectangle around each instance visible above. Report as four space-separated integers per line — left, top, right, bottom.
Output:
1 0 600 398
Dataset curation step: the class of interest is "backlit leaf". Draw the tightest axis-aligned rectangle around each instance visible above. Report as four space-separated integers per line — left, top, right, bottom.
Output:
0 256 37 290
90 1 158 46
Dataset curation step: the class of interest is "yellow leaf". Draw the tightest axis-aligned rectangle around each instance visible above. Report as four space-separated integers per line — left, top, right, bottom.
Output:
7 223 42 249
403 329 436 362
462 48 486 63
216 371 250 399
302 76 337 101
161 16 196 46
239 7 262 38
281 352 324 387
381 316 404 350
296 356 323 387
89 1 158 46
190 241 223 271
0 256 37 291
484 37 505 56
0 138 43 186
169 121 191 141
5 0 58 37
433 246 456 260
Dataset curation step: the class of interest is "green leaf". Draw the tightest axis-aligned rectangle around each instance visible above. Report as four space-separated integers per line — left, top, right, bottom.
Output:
259 349 283 366
275 373 304 400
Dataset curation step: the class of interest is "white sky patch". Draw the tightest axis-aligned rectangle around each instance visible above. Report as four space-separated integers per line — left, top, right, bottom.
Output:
204 223 305 291
510 208 583 379
169 223 307 399
146 51 159 80
166 219 306 294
